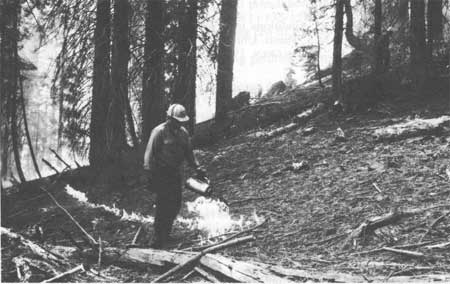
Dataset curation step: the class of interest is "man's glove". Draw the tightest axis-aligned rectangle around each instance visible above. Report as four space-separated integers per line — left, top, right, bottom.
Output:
196 166 207 180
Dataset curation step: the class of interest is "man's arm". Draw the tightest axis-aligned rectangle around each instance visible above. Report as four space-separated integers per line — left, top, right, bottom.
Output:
143 127 162 171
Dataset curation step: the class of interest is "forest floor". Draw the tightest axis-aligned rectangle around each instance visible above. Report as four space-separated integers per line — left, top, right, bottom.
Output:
2 83 450 282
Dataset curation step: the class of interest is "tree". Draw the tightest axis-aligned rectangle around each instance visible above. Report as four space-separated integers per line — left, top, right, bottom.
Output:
107 0 129 163
427 0 443 59
215 0 238 124
89 0 111 168
142 0 165 143
142 0 165 142
0 0 26 182
173 0 198 133
410 0 427 92
373 0 383 74
332 0 344 104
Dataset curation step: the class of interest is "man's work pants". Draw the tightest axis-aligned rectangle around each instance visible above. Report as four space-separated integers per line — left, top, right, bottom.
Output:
151 168 182 246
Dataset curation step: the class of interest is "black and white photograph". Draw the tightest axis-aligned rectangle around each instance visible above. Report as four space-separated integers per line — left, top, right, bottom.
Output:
1 0 450 282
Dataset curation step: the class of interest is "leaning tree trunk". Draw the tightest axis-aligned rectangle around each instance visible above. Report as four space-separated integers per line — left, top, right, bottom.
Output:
89 0 111 168
173 0 198 133
107 0 128 164
142 0 165 142
332 0 344 105
19 71 41 178
215 0 238 124
410 0 427 93
373 0 383 75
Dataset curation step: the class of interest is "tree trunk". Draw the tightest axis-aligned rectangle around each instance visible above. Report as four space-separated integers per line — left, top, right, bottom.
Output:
0 0 11 179
89 0 111 168
173 0 197 133
373 0 383 74
426 0 443 62
19 74 41 178
215 0 238 124
107 0 129 163
343 0 367 52
142 0 165 143
410 0 427 92
332 0 344 104
4 0 26 182
125 94 138 148
311 4 323 87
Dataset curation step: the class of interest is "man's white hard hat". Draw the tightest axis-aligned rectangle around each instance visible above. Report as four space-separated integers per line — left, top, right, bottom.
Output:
167 104 189 122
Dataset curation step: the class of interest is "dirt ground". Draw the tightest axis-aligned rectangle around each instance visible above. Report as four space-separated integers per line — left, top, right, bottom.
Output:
2 90 450 282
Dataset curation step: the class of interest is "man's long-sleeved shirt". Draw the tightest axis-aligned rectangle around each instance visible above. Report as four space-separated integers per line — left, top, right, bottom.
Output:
143 121 198 173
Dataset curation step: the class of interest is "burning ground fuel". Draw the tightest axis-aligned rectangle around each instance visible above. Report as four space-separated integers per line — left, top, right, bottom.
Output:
65 184 262 244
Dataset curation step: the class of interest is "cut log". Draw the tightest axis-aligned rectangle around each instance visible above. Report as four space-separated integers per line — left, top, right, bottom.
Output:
342 204 450 249
152 235 255 282
373 116 450 141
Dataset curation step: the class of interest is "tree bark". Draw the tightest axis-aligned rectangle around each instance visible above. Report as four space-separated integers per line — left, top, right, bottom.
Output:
373 0 383 74
142 0 165 143
215 0 238 124
89 0 111 168
427 0 443 60
173 0 198 133
0 0 11 179
107 0 129 163
410 0 427 92
332 0 344 104
5 0 26 182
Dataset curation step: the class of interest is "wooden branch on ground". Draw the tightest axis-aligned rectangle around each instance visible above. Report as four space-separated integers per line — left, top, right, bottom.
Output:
189 219 267 251
263 103 325 140
39 186 98 247
342 204 450 249
152 235 255 283
42 158 59 174
373 116 450 141
1 227 64 263
425 241 450 249
50 148 72 169
42 264 85 283
381 247 426 258
419 211 449 242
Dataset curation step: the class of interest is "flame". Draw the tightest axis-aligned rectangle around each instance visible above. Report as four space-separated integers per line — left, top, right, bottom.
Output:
65 185 262 242
185 196 261 242
65 185 155 224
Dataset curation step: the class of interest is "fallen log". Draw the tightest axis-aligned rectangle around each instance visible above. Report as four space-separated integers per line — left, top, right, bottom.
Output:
2 228 113 282
342 204 450 249
373 116 450 141
152 235 255 282
263 103 325 140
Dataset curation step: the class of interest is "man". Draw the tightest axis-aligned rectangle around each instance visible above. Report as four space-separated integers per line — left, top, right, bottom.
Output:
143 104 206 249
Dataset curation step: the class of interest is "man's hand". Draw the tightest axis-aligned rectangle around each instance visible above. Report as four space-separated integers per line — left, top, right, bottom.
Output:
196 166 207 180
